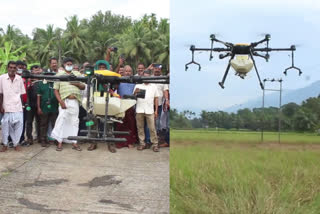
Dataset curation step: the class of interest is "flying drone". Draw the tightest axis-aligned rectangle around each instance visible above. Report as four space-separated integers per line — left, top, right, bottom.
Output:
22 68 169 146
185 34 301 89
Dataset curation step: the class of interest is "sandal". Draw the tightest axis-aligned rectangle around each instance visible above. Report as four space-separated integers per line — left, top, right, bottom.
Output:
108 143 117 153
56 146 63 151
0 146 8 152
137 145 147 151
87 144 97 151
152 145 160 152
72 146 82 151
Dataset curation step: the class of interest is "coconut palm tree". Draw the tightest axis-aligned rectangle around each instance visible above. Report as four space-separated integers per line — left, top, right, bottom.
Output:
32 25 62 66
116 23 152 67
63 15 88 63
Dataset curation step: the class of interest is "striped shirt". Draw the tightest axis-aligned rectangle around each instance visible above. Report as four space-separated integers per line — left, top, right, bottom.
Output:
53 70 82 102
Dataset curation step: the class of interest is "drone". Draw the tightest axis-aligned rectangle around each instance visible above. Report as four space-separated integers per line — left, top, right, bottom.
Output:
185 34 301 89
22 68 169 146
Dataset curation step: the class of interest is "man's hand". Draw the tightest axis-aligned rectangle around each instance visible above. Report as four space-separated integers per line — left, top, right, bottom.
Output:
154 111 158 119
60 101 67 109
70 82 85 90
147 63 154 70
134 88 140 95
119 57 125 66
37 108 43 115
164 99 170 111
0 106 4 114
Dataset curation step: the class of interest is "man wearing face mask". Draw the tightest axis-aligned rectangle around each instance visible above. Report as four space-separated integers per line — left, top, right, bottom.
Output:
51 57 85 151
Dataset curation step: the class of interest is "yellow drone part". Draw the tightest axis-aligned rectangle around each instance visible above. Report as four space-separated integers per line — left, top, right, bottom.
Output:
235 55 250 60
94 70 121 77
235 43 250 46
93 91 120 98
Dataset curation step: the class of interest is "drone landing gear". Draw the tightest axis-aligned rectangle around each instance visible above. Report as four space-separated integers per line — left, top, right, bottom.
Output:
249 52 264 90
185 45 201 71
218 54 235 89
284 50 302 76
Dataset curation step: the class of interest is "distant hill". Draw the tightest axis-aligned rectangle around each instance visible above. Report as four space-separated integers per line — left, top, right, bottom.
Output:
224 80 320 112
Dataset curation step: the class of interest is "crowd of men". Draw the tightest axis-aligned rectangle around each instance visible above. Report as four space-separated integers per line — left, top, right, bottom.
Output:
0 48 170 153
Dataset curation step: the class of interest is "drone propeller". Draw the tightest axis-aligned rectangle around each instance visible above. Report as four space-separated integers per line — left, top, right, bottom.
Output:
257 33 271 39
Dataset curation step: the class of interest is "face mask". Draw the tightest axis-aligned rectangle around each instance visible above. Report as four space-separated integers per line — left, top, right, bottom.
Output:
17 69 23 74
65 65 73 72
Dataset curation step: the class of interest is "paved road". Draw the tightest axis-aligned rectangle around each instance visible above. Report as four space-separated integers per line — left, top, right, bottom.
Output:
0 142 169 214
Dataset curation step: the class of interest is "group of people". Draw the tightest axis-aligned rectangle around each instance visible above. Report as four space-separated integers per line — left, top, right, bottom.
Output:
0 49 170 153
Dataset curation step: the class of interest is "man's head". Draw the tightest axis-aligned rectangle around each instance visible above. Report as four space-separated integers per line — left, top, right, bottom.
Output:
98 63 107 70
153 65 162 76
137 63 145 76
49 57 58 72
30 65 41 74
7 61 17 77
73 64 79 71
94 60 110 71
143 69 152 77
16 60 26 75
63 57 74 72
119 67 125 76
124 65 133 76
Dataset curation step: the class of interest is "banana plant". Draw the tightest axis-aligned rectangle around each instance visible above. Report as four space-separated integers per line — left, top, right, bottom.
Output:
0 41 27 74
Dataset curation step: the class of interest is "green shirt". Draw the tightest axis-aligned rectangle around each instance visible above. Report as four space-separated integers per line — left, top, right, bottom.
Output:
53 70 82 102
37 82 59 113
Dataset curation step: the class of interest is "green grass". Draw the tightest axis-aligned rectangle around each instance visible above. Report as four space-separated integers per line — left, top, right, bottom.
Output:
171 129 320 144
170 130 320 214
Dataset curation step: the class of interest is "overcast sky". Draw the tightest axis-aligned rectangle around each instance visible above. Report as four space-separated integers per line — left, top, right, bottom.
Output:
171 0 320 112
0 0 169 36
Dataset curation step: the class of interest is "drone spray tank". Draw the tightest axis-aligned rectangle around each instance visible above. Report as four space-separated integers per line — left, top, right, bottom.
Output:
230 54 254 79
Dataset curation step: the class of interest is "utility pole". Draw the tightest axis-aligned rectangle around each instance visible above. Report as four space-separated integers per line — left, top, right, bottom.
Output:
261 78 283 143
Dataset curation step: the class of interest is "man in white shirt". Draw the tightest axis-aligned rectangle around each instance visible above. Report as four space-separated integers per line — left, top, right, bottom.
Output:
152 65 166 133
0 61 26 152
134 70 159 152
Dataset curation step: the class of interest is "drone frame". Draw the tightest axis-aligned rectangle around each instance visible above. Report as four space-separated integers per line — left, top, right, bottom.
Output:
22 70 169 146
185 34 301 89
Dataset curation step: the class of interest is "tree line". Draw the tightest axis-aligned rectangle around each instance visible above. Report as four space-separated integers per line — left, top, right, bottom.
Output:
171 96 320 132
0 11 169 74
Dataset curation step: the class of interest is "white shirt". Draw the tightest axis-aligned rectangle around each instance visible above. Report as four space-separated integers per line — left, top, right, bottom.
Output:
155 83 166 106
134 83 159 114
0 74 26 112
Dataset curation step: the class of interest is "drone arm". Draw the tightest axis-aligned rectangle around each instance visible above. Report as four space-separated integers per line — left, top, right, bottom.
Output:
253 47 294 52
219 53 232 59
252 52 269 61
212 38 233 48
249 51 264 90
251 38 268 47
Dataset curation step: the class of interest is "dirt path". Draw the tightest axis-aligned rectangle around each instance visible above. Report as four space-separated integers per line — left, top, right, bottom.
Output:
0 143 169 214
